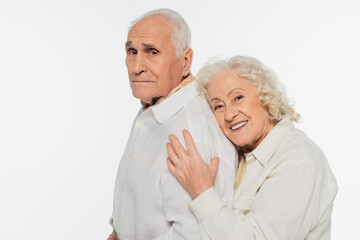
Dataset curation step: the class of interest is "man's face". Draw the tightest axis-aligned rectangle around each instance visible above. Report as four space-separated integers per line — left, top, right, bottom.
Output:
125 16 185 104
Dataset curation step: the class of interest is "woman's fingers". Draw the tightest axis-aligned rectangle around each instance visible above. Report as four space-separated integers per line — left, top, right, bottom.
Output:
209 157 220 181
169 134 188 159
166 142 180 165
182 129 200 157
167 157 176 175
166 131 217 200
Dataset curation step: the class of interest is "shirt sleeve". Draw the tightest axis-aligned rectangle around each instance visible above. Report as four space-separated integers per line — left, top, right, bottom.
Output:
189 150 337 240
154 170 200 240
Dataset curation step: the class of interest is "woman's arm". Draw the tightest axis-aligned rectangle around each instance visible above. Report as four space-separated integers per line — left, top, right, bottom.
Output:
166 129 337 240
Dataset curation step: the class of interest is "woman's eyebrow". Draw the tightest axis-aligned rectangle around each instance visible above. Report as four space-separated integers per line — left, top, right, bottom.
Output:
227 88 245 97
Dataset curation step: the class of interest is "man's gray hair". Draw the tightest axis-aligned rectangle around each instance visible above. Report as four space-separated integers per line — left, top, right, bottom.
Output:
129 8 191 58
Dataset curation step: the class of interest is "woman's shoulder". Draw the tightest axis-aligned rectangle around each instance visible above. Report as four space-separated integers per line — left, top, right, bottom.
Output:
275 128 328 169
273 127 338 199
266 127 337 194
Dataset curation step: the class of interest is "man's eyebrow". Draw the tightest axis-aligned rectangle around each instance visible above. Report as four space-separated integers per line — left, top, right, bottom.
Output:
125 41 132 48
142 43 156 49
126 41 157 47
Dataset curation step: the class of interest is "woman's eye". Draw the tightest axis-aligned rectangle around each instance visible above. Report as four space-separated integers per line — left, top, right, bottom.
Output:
214 105 223 111
235 96 243 101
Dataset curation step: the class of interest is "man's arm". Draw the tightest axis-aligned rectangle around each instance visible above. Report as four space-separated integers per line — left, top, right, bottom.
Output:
154 169 201 240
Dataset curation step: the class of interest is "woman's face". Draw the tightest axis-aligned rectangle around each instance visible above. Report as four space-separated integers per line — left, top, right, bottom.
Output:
207 70 275 153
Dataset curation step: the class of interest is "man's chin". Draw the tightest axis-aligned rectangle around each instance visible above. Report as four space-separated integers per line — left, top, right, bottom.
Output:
132 89 163 106
132 93 155 106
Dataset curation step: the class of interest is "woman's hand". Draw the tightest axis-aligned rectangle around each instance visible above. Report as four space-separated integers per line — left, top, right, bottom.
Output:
166 129 220 199
107 229 118 240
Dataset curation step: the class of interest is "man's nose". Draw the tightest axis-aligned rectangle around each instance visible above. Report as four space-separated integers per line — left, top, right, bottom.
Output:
133 54 147 75
225 105 238 121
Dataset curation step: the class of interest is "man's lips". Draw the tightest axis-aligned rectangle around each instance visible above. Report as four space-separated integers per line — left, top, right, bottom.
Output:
132 80 154 83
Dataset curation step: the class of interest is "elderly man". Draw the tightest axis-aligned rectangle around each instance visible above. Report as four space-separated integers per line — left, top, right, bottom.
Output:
108 9 237 240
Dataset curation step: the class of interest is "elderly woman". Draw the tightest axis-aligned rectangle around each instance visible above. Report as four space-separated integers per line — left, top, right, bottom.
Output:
166 56 338 239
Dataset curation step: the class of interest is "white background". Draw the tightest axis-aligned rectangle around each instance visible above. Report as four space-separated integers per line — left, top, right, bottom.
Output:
0 0 359 239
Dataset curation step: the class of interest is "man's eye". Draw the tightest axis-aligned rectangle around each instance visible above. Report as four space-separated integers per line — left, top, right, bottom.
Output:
149 50 159 55
127 49 137 55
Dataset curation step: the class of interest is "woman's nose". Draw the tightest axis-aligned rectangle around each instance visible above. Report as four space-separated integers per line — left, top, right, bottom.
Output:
225 105 238 121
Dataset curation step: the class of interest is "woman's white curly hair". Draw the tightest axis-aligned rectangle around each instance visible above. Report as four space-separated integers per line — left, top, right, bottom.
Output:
197 55 301 123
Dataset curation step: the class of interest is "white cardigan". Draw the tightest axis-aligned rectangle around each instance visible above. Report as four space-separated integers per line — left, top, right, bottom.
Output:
190 117 338 240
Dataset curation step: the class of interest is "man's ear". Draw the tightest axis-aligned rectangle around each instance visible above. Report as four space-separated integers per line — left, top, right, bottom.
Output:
181 48 193 77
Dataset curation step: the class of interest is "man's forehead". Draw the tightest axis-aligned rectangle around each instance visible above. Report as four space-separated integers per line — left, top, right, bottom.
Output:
127 17 172 39
126 30 171 49
133 15 173 30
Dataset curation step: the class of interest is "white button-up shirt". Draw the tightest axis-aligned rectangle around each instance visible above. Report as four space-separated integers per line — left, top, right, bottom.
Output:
111 80 237 240
190 117 338 240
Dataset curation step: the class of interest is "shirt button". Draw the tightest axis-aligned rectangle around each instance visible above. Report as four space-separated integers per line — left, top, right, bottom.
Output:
139 120 144 126
127 152 131 157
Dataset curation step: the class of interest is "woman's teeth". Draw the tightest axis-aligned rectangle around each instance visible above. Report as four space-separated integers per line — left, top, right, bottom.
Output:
231 121 247 130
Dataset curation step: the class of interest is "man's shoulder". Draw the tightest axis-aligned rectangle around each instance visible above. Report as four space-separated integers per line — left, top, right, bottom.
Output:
182 95 218 128
184 96 234 148
183 94 214 117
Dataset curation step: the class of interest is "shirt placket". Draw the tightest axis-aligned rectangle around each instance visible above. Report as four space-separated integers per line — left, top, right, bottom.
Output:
114 111 147 228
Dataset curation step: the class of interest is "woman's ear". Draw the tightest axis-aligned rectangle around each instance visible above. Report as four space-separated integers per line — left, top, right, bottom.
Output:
181 48 193 77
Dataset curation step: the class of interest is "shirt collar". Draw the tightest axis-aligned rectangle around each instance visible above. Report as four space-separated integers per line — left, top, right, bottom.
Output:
147 76 198 124
141 75 194 111
247 117 295 166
